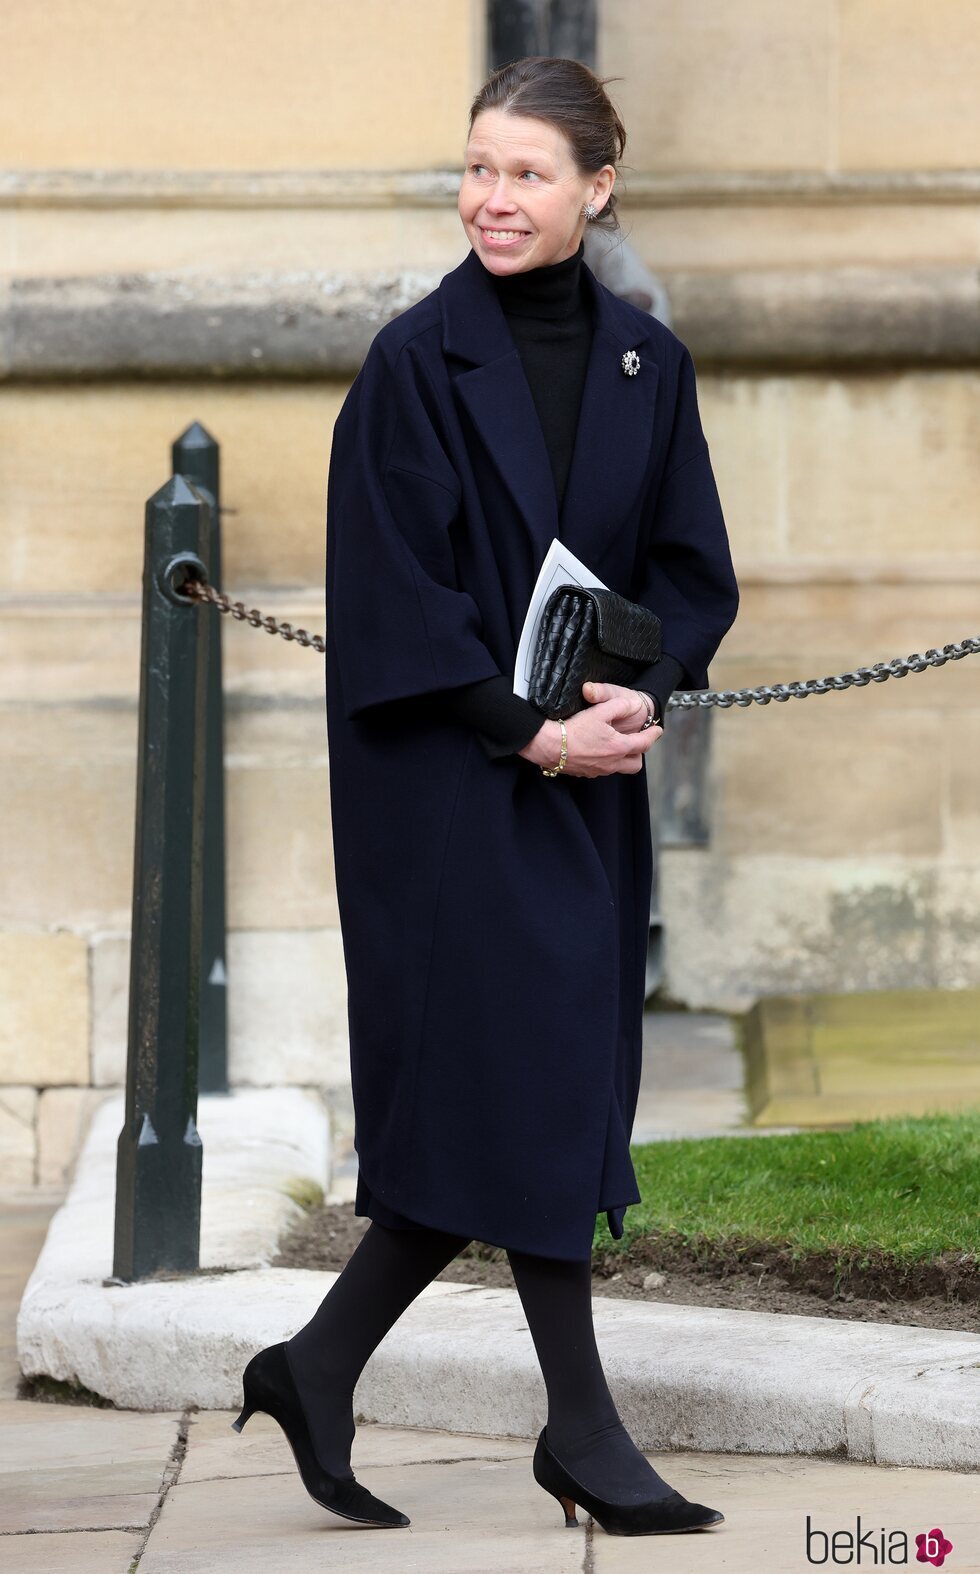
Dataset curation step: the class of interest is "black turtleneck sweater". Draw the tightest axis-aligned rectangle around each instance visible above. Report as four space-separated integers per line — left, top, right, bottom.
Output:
444 238 684 758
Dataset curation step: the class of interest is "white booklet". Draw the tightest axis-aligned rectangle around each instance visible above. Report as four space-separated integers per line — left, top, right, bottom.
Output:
513 536 607 698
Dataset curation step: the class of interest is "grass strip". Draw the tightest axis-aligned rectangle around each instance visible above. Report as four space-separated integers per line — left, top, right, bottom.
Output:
598 1109 980 1270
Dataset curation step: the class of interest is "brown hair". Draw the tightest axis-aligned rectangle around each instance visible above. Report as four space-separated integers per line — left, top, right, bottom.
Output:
467 56 627 233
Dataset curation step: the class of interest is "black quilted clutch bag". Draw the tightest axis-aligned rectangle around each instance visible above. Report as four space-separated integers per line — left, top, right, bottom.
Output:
528 583 662 720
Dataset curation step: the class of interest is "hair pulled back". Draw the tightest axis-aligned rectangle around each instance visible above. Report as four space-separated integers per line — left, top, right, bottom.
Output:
467 56 627 233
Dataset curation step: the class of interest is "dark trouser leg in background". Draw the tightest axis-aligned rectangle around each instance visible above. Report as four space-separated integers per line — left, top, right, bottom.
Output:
286 1219 471 1477
507 1247 677 1505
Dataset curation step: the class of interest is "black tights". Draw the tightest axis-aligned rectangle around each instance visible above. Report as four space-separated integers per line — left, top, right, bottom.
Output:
286 1219 674 1504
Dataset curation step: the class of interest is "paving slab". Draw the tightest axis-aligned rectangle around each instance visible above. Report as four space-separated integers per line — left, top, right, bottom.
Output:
138 1449 584 1574
0 1529 144 1573
0 1398 180 1532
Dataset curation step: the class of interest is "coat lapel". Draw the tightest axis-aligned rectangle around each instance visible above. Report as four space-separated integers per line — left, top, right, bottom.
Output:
439 245 660 575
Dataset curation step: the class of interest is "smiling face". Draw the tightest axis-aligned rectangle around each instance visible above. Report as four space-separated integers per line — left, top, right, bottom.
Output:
459 108 615 274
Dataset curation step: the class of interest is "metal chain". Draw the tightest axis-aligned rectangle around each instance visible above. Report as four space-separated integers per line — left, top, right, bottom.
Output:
180 576 979 709
666 636 980 709
182 577 326 654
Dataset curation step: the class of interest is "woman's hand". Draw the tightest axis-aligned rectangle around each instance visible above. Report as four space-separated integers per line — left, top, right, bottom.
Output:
583 681 658 732
518 683 663 777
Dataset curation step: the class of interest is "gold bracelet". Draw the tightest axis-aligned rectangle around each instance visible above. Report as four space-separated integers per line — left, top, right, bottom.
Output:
541 717 568 776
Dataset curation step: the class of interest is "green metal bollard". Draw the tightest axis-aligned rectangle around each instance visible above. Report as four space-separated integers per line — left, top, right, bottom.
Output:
172 422 228 1096
112 475 210 1281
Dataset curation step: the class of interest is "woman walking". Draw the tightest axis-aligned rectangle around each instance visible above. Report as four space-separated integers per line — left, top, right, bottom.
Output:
236 55 739 1538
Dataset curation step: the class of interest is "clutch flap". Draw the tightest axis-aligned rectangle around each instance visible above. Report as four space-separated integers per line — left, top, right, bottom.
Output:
591 587 662 665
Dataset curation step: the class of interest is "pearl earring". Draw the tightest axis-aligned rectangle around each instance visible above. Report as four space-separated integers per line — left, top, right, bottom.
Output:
582 201 598 221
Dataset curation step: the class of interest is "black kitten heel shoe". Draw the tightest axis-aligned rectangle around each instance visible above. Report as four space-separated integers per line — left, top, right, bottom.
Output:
232 1342 410 1528
533 1426 724 1537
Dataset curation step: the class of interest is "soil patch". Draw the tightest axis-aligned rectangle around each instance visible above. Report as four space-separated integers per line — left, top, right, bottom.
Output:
274 1203 979 1334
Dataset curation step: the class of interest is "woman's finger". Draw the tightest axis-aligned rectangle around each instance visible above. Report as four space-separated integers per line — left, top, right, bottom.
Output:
583 680 634 710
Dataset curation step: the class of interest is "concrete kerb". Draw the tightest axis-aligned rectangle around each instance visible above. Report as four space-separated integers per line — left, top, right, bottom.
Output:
16 1090 980 1471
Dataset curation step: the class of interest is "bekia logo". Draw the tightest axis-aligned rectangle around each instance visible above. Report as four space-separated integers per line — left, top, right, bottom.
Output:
806 1516 954 1566
915 1529 954 1568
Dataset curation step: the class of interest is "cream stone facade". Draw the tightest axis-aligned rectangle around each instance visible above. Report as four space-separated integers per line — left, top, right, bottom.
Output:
1 1 978 1181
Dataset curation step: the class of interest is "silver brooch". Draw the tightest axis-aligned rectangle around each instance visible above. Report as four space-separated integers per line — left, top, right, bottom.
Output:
621 349 641 376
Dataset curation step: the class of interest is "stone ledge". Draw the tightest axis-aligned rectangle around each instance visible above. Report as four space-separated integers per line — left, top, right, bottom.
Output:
0 268 438 380
3 167 978 208
671 264 980 367
2 265 977 377
16 1088 979 1470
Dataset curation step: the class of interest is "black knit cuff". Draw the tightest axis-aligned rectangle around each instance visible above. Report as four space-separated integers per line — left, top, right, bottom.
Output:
631 652 687 726
443 674 546 759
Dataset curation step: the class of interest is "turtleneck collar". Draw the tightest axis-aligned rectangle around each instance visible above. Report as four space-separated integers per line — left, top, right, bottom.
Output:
487 237 586 320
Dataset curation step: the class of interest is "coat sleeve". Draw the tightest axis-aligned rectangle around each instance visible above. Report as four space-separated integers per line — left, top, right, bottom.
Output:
326 333 504 720
631 344 739 692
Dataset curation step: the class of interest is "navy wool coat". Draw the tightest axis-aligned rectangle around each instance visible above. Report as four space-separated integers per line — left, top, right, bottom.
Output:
325 244 739 1260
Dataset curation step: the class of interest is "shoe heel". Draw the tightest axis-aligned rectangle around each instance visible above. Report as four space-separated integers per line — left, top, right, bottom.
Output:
534 1428 579 1527
555 1492 578 1527
231 1404 255 1434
